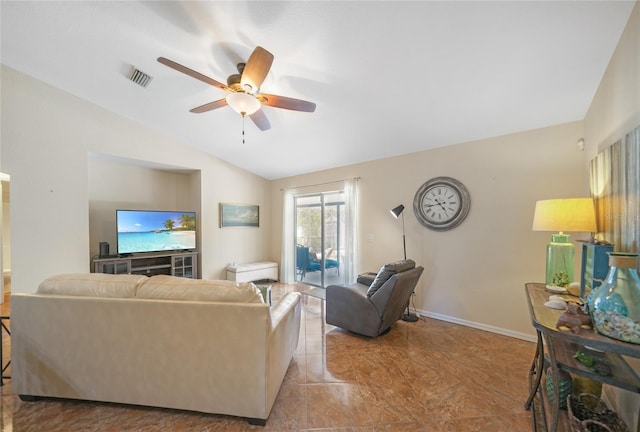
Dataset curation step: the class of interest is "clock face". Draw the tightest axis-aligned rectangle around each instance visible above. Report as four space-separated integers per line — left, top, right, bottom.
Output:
421 185 461 223
413 177 470 231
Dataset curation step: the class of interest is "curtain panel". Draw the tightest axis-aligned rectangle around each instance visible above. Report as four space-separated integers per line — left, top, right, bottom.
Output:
590 125 640 253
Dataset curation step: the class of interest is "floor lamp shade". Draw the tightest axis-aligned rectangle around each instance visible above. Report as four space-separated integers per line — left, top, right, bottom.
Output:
390 204 405 219
532 198 597 286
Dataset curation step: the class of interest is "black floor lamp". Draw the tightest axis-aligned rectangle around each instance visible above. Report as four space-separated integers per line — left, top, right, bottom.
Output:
390 205 407 260
390 204 418 322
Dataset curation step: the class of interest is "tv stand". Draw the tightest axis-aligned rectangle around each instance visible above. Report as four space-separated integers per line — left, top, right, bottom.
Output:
93 251 198 279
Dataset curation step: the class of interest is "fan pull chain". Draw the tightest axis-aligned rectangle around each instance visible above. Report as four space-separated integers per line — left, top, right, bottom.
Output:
241 113 246 144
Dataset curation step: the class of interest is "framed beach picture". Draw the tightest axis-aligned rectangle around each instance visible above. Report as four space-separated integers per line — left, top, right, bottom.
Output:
219 203 260 228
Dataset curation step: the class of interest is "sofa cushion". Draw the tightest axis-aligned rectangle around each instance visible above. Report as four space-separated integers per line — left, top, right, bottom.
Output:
37 273 148 298
366 259 416 297
137 275 264 303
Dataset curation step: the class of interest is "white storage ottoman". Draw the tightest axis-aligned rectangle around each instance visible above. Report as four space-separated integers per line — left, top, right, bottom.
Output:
226 261 278 283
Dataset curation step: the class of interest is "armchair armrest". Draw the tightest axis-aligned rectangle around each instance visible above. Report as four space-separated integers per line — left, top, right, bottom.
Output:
270 292 301 331
266 292 302 419
356 272 377 286
326 283 382 337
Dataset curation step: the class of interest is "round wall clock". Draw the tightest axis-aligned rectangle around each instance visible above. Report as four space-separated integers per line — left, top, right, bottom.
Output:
413 176 471 231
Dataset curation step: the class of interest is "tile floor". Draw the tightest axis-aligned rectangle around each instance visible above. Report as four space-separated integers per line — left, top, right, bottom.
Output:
0 283 536 431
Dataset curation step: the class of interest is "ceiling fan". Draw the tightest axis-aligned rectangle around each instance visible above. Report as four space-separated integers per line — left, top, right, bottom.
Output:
157 46 316 131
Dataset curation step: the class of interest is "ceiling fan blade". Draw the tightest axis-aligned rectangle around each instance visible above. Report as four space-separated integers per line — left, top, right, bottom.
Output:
157 57 230 91
257 94 316 112
190 98 228 113
240 47 274 94
249 109 271 131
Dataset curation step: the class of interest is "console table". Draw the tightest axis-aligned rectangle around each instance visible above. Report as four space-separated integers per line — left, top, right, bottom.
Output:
524 282 640 432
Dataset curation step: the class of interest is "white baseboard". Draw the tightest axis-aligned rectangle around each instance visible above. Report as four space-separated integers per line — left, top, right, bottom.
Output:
416 308 537 343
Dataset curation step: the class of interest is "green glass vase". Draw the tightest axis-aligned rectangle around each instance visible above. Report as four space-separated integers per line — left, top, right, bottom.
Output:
587 253 640 344
546 234 574 286
546 367 572 409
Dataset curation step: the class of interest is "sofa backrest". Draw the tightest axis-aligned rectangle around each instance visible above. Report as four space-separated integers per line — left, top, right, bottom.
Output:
369 266 424 332
136 275 264 303
36 273 264 304
37 273 149 298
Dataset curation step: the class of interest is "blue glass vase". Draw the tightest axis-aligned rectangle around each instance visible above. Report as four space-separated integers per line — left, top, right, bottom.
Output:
587 253 640 344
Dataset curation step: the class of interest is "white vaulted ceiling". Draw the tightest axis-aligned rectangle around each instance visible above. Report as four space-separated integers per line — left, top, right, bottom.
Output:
1 1 636 179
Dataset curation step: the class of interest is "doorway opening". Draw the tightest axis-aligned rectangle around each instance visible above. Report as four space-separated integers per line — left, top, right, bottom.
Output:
294 191 344 288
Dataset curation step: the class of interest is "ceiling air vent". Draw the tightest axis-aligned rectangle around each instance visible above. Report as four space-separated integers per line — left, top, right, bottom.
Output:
128 67 153 88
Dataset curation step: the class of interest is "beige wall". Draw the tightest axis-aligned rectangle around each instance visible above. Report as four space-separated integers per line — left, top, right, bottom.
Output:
583 1 640 428
0 65 272 292
584 1 640 159
271 121 588 338
87 156 200 260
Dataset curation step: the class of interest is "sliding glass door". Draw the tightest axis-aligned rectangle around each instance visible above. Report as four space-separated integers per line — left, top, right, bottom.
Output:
294 191 345 287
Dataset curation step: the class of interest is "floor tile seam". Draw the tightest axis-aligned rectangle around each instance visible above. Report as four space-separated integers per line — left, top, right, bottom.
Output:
353 373 425 391
355 384 401 428
297 428 374 432
421 355 506 379
367 419 434 428
362 402 427 423
304 398 376 430
438 411 531 422
410 379 500 402
298 381 359 388
447 353 528 371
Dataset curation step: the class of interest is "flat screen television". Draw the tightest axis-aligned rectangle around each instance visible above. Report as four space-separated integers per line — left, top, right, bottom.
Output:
116 210 197 255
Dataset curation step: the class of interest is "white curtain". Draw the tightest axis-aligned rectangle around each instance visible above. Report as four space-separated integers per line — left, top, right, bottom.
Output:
280 190 295 283
343 179 360 284
590 125 640 252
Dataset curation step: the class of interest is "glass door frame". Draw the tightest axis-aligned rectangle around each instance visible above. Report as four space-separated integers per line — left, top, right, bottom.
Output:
294 191 344 288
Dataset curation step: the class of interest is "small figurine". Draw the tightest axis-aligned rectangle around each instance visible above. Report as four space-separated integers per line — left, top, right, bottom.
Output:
575 351 612 376
556 303 592 333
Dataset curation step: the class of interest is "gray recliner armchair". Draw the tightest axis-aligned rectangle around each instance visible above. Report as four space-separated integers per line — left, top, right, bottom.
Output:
326 259 424 337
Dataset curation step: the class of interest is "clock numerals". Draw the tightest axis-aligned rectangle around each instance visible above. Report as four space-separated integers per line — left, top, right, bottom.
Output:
413 177 471 231
422 186 460 222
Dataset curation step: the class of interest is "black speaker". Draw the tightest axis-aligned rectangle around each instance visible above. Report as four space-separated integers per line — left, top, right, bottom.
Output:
99 242 110 258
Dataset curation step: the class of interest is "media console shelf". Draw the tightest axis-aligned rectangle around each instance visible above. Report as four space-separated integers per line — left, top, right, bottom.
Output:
93 251 198 279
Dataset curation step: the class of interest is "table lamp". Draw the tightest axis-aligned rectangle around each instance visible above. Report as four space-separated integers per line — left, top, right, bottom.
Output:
532 198 597 286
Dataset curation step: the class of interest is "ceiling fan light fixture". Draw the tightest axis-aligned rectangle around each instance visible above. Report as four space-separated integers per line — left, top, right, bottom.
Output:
226 92 261 116
243 82 256 94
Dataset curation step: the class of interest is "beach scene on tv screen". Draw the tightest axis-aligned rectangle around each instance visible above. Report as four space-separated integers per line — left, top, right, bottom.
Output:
117 211 196 253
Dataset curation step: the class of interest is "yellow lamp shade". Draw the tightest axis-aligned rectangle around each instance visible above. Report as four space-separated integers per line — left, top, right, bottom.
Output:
532 198 597 233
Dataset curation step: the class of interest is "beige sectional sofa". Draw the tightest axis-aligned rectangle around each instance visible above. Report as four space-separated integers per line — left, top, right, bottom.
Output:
10 273 302 425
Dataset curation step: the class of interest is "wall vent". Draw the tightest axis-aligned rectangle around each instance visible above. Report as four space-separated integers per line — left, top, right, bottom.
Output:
128 67 153 88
